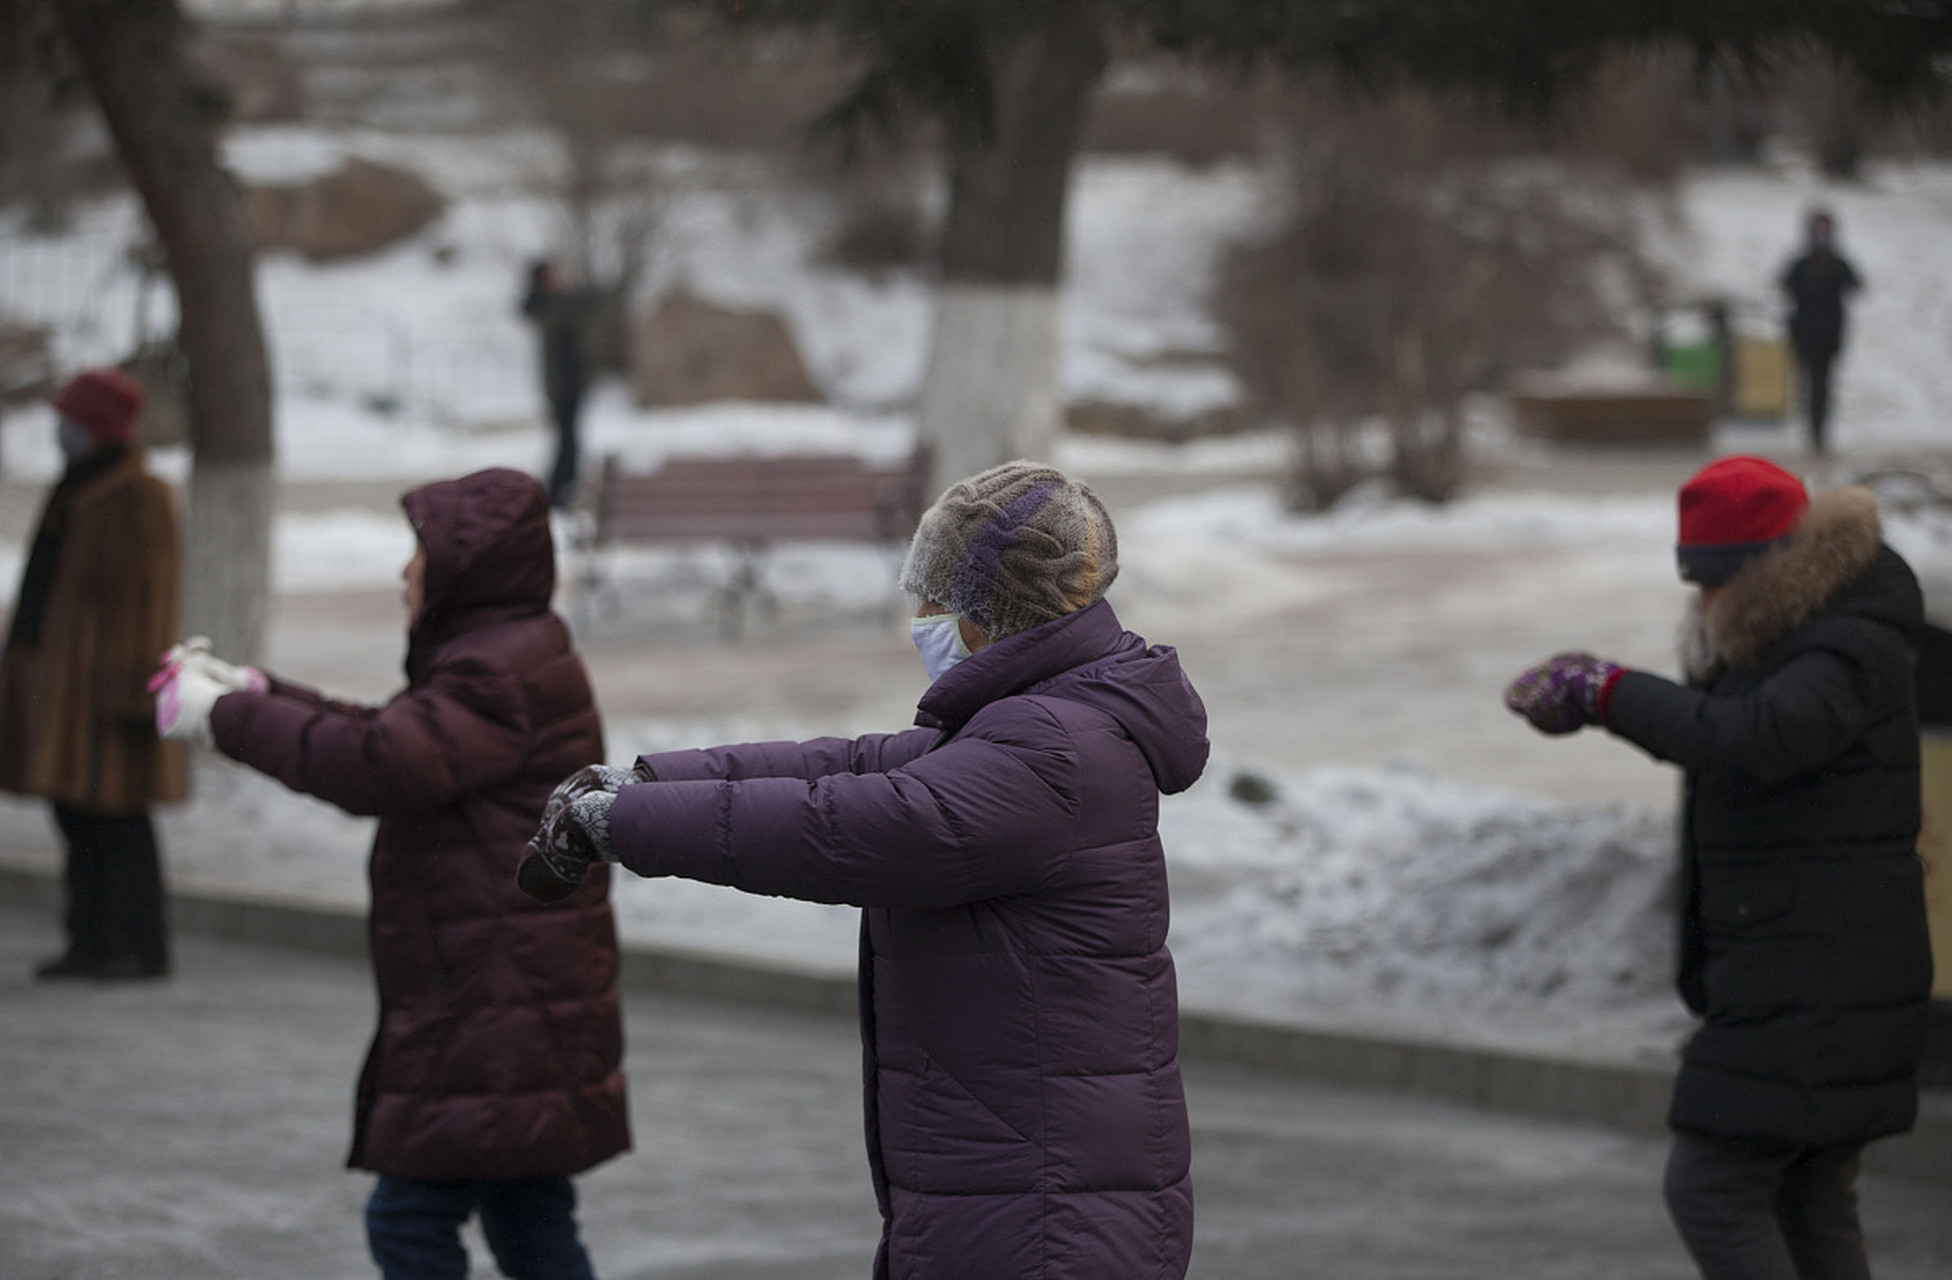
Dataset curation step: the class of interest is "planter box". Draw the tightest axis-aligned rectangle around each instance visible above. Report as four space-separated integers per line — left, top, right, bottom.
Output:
1509 387 1715 444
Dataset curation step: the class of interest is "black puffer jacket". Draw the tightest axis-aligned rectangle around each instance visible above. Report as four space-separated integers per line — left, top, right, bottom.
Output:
1605 486 1933 1147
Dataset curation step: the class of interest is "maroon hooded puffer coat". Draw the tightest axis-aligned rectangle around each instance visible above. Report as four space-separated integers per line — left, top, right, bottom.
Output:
611 599 1207 1279
210 469 628 1180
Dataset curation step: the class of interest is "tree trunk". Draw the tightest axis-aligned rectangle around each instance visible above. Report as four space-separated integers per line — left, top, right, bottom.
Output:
50 0 274 664
0 0 75 231
915 1 1106 490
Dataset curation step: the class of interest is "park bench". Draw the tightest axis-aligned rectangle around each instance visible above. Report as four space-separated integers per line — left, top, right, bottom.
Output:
576 445 933 633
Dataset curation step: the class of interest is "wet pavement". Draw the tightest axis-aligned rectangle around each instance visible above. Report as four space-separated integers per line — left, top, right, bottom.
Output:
4 905 1949 1280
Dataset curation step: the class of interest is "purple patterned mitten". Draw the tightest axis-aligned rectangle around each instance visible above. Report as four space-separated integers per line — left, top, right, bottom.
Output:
1503 652 1625 735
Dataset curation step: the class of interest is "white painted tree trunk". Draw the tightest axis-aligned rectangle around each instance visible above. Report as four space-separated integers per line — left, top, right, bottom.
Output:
52 0 278 668
184 458 273 664
914 282 1062 491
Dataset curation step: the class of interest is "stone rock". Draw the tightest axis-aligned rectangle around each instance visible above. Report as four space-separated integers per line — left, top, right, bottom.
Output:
245 157 445 262
632 289 819 406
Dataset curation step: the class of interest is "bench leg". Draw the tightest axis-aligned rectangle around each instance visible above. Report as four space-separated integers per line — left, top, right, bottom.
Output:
711 543 758 639
567 541 620 634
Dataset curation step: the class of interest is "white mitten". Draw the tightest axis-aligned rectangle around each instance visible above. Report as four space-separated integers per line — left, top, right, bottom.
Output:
150 637 267 746
160 636 267 695
153 662 227 746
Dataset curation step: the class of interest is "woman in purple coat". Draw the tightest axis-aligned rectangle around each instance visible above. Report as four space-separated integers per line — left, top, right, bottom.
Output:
521 461 1209 1279
159 469 629 1280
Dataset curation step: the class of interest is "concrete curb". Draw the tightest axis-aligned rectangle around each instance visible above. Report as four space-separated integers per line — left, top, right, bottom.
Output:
5 862 1945 1184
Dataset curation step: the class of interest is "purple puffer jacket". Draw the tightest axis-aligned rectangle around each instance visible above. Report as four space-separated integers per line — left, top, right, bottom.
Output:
211 470 629 1180
613 599 1207 1279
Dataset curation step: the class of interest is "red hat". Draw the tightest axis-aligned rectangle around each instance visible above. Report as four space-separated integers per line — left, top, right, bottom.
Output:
1676 455 1808 585
49 368 146 446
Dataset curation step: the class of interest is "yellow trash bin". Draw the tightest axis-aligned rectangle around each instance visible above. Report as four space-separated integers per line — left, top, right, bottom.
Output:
1732 337 1792 422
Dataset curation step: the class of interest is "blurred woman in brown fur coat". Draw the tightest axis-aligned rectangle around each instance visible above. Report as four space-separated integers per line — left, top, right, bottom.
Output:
0 368 186 981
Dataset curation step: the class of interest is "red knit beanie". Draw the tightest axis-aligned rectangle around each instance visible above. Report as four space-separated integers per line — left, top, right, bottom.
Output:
49 368 145 446
1676 456 1808 586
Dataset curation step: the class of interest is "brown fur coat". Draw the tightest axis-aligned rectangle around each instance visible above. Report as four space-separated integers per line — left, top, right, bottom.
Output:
0 449 187 812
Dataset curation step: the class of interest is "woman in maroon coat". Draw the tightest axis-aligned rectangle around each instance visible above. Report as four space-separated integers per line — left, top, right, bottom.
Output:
161 469 628 1280
521 462 1208 1280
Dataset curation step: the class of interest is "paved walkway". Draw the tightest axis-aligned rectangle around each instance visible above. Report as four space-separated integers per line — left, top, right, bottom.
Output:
5 905 1949 1280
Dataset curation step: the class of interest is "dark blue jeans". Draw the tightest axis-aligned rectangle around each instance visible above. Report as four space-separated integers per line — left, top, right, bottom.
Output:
365 1175 596 1280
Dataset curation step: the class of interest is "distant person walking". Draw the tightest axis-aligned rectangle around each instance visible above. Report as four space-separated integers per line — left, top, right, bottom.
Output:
522 259 600 509
0 368 185 982
155 469 628 1280
1780 208 1863 454
518 461 1207 1280
1504 455 1933 1280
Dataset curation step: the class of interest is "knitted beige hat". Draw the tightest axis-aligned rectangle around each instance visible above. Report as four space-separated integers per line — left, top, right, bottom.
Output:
898 460 1119 640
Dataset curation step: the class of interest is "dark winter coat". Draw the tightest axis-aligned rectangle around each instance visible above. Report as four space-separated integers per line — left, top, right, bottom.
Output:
209 469 628 1180
611 599 1208 1280
0 446 187 813
1781 246 1862 359
1605 486 1932 1148
522 284 597 410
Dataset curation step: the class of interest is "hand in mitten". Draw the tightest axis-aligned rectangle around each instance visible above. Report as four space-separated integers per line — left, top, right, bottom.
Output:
534 762 647 830
150 638 269 746
157 637 268 695
517 762 650 903
518 790 621 903
149 661 227 745
1503 652 1625 735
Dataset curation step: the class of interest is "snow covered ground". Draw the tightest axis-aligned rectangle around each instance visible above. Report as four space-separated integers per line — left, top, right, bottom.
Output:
4 127 1951 1063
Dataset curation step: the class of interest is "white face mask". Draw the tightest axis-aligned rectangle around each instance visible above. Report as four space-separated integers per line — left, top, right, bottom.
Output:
909 611 972 683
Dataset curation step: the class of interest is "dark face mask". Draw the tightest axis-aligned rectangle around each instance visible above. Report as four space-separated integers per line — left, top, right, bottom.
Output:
57 418 97 461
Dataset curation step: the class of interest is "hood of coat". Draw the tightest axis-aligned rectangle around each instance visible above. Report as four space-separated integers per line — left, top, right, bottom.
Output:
1685 485 1921 677
917 598 1211 795
400 469 555 640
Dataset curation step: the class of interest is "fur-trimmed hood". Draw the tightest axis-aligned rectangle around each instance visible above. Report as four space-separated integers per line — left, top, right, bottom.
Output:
1684 486 1922 679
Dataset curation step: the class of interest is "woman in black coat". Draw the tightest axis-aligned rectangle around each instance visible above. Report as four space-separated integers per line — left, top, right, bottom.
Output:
1505 455 1932 1280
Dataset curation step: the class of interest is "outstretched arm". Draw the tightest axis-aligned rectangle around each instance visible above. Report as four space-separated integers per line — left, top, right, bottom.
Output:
210 656 530 817
637 727 941 785
1604 648 1884 784
613 712 1078 910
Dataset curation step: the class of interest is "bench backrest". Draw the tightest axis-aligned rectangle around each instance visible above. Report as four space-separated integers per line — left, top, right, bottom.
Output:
595 447 933 545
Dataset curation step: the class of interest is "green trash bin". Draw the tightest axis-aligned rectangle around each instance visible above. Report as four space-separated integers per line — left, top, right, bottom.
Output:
1660 340 1721 395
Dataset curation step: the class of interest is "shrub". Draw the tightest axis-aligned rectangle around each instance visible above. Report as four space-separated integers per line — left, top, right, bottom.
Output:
1218 74 1670 510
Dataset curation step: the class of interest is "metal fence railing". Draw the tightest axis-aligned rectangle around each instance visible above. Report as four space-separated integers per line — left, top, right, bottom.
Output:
265 303 533 427
4 223 537 431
